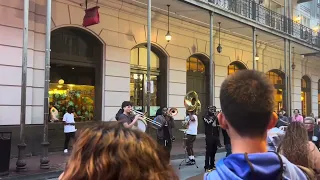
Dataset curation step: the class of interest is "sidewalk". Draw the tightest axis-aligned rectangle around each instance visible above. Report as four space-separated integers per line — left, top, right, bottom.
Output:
0 135 225 180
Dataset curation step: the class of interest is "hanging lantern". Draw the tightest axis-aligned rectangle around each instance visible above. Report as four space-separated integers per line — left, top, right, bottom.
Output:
83 0 100 27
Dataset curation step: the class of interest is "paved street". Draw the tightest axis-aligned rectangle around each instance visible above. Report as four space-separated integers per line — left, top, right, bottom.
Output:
46 153 226 180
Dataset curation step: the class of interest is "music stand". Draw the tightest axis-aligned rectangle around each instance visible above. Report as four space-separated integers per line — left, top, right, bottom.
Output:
178 129 198 169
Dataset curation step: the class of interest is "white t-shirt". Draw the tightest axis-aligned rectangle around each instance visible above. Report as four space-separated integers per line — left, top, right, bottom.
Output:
63 113 77 133
186 114 198 135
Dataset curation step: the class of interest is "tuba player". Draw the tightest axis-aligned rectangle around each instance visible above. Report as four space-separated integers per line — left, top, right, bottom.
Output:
185 109 198 165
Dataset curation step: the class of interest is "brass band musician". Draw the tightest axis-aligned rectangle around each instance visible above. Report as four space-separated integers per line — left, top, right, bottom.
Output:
154 107 175 159
115 101 143 129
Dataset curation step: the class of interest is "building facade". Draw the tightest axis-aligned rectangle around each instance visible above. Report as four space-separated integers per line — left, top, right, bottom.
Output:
1 0 320 155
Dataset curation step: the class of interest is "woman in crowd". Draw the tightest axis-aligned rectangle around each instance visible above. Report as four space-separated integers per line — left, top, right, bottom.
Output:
292 109 303 122
278 121 320 174
59 122 179 180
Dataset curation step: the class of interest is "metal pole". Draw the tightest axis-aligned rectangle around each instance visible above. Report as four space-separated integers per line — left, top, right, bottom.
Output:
288 40 292 117
252 27 256 70
284 0 287 17
209 11 214 106
284 39 288 114
284 0 287 33
146 0 151 127
16 0 29 171
40 0 51 169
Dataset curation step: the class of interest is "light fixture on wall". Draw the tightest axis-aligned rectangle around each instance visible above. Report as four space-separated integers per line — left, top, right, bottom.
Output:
255 35 259 61
294 15 301 23
165 5 172 42
292 47 296 70
58 79 64 85
216 22 222 53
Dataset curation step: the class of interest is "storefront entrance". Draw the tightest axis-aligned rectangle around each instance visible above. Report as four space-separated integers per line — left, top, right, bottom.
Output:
48 27 103 151
186 54 209 133
50 27 103 121
130 44 168 117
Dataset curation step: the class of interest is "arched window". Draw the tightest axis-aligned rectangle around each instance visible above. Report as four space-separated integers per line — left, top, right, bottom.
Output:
49 27 103 121
266 70 285 112
187 56 205 73
301 75 311 116
228 61 246 75
130 45 167 116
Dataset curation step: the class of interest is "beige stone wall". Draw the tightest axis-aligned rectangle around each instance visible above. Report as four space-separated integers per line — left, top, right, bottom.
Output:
0 0 319 125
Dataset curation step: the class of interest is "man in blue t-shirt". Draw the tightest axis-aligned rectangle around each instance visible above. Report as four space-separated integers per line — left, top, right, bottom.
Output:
205 70 308 180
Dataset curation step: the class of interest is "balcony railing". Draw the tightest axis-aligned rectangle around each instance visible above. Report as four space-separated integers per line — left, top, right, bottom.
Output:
202 0 320 48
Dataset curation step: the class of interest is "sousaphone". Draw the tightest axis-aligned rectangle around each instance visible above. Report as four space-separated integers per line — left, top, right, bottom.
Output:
184 91 201 114
182 91 201 129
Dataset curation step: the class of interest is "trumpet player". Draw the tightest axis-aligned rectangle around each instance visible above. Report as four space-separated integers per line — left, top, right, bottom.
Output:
154 107 175 159
203 106 220 172
115 101 143 129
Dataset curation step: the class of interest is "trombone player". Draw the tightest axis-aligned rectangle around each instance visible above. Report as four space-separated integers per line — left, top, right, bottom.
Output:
154 107 176 159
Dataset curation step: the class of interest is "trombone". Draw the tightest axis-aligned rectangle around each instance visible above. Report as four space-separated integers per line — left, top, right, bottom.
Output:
131 110 162 127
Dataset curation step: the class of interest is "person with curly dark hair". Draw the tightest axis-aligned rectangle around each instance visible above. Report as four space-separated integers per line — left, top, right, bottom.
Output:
205 70 308 179
59 122 179 180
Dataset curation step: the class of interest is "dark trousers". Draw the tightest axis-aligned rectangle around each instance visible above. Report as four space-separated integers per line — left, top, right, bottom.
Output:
64 132 75 149
205 136 218 168
157 138 172 159
186 134 196 156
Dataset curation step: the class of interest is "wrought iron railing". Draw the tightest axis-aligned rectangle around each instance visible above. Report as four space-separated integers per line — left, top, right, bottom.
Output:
202 0 320 48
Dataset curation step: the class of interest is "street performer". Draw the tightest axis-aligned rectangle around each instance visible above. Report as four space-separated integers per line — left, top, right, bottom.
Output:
115 101 143 129
154 107 175 159
185 110 198 165
203 106 220 171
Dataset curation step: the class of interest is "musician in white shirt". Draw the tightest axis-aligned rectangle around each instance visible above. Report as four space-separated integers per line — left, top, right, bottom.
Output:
185 110 198 165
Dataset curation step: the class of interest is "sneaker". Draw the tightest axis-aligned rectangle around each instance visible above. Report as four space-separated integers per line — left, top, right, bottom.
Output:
186 159 195 165
64 149 68 153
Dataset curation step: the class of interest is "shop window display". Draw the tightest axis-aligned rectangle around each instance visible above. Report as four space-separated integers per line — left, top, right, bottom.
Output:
49 83 94 121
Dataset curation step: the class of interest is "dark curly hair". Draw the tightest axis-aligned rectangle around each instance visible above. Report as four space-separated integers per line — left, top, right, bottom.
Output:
220 70 275 137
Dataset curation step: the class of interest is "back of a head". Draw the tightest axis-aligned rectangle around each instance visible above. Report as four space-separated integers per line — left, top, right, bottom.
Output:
61 122 178 180
220 70 275 137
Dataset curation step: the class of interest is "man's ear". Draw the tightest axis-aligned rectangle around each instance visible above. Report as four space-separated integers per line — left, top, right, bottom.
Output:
218 112 228 130
267 112 278 130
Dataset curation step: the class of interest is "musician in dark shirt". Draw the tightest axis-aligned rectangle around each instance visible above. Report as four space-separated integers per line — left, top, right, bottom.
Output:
154 107 175 159
203 106 220 171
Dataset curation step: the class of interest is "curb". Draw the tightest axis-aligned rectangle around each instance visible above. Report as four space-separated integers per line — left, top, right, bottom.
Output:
0 170 63 180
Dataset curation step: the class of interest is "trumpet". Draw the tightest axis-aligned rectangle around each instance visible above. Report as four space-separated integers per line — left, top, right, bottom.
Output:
131 110 162 128
168 108 178 117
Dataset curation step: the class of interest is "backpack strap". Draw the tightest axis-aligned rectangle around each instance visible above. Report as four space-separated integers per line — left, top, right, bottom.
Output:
296 165 316 180
269 151 284 180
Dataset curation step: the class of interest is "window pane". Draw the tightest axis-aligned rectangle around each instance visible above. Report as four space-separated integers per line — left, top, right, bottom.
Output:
137 48 159 69
130 48 139 65
197 59 205 73
49 83 95 121
189 57 198 72
130 73 144 106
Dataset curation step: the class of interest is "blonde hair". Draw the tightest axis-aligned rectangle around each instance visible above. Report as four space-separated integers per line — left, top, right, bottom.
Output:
60 122 178 180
